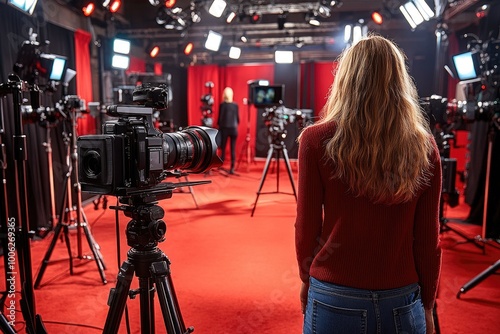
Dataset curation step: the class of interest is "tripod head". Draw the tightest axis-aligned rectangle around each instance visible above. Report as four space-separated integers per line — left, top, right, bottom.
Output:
111 180 209 250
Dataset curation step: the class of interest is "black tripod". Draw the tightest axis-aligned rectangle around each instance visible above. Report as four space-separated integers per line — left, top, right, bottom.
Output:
34 105 107 288
236 99 255 172
103 183 203 333
251 130 297 216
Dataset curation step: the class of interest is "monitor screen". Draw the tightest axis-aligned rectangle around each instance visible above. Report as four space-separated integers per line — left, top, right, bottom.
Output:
49 56 66 81
452 51 480 81
252 85 284 108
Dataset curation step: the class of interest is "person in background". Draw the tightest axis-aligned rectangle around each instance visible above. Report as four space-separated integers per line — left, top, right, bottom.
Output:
295 35 442 334
218 87 239 174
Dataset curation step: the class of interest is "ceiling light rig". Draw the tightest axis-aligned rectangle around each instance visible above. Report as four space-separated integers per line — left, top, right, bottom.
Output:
399 0 434 30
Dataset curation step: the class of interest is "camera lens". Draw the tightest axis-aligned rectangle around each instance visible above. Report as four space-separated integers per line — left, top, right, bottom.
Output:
162 126 221 173
82 150 102 178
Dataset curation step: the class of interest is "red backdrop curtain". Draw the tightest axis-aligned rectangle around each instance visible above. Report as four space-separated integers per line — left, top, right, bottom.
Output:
187 64 274 163
74 29 95 135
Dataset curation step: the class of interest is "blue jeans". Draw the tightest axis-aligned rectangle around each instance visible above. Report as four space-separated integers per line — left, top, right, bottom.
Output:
303 277 426 334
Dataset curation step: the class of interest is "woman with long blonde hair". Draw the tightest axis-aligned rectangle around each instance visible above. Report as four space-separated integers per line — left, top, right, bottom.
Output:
295 35 441 334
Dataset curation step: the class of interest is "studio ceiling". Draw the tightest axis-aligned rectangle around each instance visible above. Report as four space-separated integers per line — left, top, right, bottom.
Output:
86 0 482 65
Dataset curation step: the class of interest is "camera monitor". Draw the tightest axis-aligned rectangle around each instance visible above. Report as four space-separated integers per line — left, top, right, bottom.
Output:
452 51 480 81
252 85 284 108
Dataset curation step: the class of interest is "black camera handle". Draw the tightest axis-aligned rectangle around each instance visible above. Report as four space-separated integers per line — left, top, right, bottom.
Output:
0 74 47 333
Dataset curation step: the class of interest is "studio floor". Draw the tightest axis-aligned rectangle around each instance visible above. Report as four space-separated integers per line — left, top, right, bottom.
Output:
1 161 500 333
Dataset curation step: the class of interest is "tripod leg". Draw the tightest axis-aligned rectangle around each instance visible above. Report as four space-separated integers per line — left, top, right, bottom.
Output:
81 223 107 284
457 259 500 298
81 209 107 270
251 146 275 217
151 261 193 334
103 261 135 334
62 225 73 275
34 174 71 289
0 312 15 334
138 277 154 334
282 147 297 201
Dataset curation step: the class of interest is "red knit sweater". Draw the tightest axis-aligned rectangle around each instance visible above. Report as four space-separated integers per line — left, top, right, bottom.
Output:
295 122 442 310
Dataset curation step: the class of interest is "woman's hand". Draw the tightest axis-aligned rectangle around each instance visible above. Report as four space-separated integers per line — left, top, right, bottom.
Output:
425 308 435 334
300 282 309 314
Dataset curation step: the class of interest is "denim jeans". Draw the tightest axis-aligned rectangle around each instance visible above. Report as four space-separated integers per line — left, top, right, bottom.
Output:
303 277 426 334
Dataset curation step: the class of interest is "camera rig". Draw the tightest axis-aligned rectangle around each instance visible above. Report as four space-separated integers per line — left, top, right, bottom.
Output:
262 105 310 146
78 84 222 196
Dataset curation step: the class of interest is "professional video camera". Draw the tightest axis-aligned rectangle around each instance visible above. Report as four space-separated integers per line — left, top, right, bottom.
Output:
262 106 309 144
77 84 222 196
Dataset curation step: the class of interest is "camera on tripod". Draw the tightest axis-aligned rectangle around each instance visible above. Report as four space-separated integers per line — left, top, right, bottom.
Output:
77 84 222 196
21 94 87 127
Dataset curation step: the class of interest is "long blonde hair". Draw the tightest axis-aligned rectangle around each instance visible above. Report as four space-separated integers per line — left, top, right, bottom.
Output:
223 87 234 102
317 35 433 204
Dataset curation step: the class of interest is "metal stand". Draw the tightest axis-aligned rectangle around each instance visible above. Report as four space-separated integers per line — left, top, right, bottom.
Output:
457 124 500 297
42 126 58 229
457 259 500 298
103 195 194 334
174 175 200 209
251 137 297 217
34 109 107 288
0 74 48 333
237 101 254 172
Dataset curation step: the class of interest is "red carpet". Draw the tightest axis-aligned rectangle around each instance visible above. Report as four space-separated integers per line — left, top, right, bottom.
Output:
1 160 500 333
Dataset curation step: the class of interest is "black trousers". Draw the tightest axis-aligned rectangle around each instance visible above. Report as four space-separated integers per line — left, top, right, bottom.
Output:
220 127 238 169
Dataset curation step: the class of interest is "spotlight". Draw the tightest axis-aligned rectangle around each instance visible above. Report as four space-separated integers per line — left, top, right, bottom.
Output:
156 7 169 24
184 42 193 55
113 38 130 54
399 0 434 30
306 11 320 26
318 5 331 18
226 11 237 24
109 0 122 13
82 2 95 16
240 34 248 43
372 11 383 25
149 45 160 58
164 0 176 8
209 0 227 18
149 0 160 5
112 54 129 70
275 50 293 64
229 46 241 59
205 30 223 52
8 0 38 15
250 12 262 24
191 11 201 23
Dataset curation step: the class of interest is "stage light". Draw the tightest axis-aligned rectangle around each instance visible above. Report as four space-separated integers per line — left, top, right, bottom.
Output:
191 10 201 23
112 54 129 69
306 11 320 26
184 42 194 55
113 38 130 54
250 12 262 24
275 50 293 64
149 0 160 5
205 30 223 52
318 5 331 18
399 0 434 30
164 0 176 8
109 0 121 13
344 24 352 43
82 2 95 16
372 11 383 24
240 34 248 43
475 4 490 19
209 0 227 18
229 46 241 59
8 0 38 15
226 11 237 23
149 45 160 58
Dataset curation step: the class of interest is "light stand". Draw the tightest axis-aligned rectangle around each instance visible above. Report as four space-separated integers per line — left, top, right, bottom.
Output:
34 99 107 288
0 74 47 333
236 98 254 172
